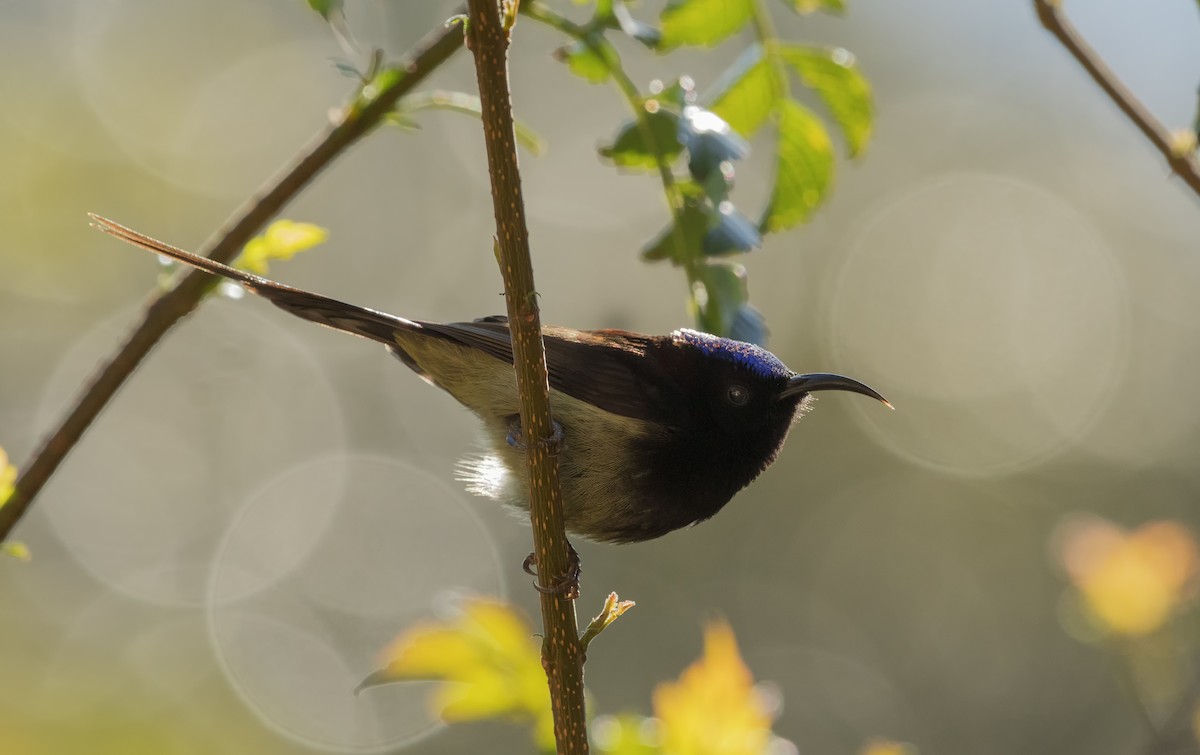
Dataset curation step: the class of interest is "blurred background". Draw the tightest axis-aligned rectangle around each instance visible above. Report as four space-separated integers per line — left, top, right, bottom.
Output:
1 0 1199 753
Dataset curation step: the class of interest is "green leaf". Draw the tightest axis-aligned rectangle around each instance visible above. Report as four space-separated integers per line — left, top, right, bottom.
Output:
777 45 873 156
761 99 834 232
579 592 636 652
777 0 845 14
642 188 709 263
553 36 620 84
307 0 343 21
237 220 328 275
693 261 748 336
707 45 782 137
660 0 754 50
599 108 683 171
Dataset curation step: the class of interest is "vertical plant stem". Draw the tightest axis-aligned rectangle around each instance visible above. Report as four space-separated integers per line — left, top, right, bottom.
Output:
464 1 590 753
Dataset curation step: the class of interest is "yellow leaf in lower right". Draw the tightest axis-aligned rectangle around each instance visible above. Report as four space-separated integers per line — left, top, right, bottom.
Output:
0 447 15 507
652 621 773 755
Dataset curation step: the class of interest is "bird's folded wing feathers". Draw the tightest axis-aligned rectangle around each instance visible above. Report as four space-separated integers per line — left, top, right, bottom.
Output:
421 320 688 426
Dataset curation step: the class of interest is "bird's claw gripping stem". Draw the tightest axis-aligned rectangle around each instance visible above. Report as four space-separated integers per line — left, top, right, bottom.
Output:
505 415 566 456
523 542 581 600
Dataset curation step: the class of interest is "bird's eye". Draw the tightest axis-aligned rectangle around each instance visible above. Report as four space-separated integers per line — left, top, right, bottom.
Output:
726 384 750 406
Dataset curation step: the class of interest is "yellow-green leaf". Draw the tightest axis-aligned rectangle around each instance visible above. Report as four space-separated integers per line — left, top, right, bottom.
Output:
707 45 781 138
362 598 554 751
236 220 328 275
777 0 845 15
0 446 16 509
641 188 709 263
580 592 636 651
600 108 684 172
654 621 773 755
0 448 27 561
307 0 343 21
660 0 754 50
777 44 872 156
554 36 620 84
2 542 30 561
761 99 833 232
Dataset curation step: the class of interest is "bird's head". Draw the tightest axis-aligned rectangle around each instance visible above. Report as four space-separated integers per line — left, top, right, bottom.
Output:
671 329 890 439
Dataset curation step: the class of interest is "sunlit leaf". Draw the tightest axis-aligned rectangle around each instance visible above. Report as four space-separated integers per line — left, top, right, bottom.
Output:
778 45 872 156
306 0 358 60
660 0 754 50
0 449 27 561
600 108 684 171
682 106 750 181
761 99 833 232
554 36 620 84
707 45 781 138
653 621 773 755
1169 128 1197 158
1057 516 1198 636
237 220 328 275
777 0 845 14
2 542 30 561
580 592 637 651
307 0 343 21
361 597 554 751
0 447 14 509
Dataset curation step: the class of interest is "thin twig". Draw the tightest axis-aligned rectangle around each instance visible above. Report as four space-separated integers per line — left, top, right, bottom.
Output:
464 1 589 753
1034 0 1200 197
0 13 465 542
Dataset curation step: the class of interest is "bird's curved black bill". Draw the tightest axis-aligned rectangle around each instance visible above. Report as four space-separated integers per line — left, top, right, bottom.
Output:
781 373 892 408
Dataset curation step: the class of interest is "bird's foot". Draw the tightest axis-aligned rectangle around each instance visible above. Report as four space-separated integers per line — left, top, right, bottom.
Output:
505 415 566 456
523 542 581 600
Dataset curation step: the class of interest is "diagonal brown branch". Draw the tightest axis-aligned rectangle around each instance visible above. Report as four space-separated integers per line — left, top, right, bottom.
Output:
0 14 465 542
1034 0 1200 198
464 1 589 753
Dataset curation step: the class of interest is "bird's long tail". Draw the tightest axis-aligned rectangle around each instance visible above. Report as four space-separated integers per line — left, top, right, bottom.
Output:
90 214 418 346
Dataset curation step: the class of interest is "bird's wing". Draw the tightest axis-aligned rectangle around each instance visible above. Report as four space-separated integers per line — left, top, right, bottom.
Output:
421 319 688 425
